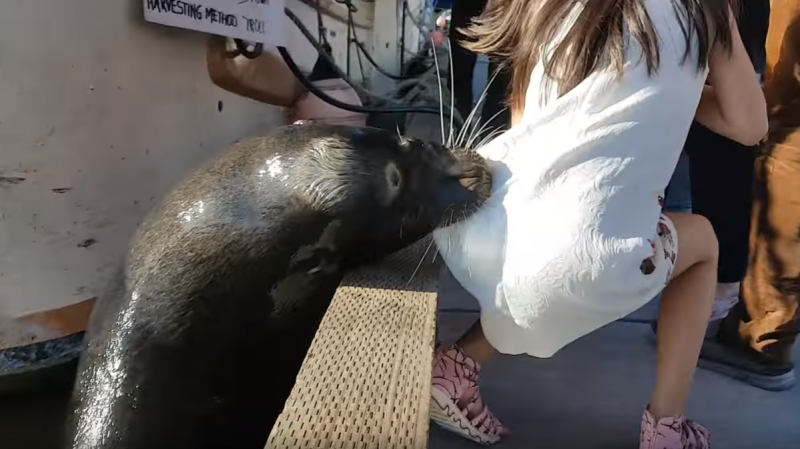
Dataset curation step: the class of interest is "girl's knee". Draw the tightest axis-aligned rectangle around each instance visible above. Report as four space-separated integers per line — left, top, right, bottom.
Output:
687 214 719 262
669 212 719 264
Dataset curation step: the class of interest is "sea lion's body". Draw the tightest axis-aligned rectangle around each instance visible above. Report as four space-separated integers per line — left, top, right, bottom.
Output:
65 124 491 449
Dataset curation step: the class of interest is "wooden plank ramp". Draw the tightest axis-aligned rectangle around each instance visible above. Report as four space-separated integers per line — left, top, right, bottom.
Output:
267 237 441 449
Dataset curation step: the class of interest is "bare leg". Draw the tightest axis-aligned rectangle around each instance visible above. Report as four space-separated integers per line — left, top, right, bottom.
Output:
453 320 497 364
652 212 718 418
430 276 506 444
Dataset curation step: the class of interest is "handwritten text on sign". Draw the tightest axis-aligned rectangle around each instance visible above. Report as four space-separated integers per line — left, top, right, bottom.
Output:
144 0 285 46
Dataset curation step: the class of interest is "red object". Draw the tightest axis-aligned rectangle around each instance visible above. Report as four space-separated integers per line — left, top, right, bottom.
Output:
430 30 446 48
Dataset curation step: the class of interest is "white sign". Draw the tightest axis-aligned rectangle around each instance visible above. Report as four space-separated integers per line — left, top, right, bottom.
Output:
144 0 285 46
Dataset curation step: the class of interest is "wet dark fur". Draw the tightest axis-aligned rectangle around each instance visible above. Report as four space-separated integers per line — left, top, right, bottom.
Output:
64 124 491 449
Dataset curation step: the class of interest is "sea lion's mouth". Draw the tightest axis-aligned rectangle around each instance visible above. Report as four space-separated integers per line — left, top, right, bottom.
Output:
459 176 488 199
432 170 492 231
458 164 493 207
450 148 492 200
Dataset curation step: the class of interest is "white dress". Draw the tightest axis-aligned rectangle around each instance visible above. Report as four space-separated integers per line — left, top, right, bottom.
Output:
433 0 708 358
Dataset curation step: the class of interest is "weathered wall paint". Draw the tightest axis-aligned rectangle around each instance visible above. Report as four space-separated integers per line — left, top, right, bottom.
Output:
0 0 408 349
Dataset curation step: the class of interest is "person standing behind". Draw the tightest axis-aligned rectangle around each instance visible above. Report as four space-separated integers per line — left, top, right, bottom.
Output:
690 0 769 323
654 0 767 334
699 0 800 392
449 0 511 134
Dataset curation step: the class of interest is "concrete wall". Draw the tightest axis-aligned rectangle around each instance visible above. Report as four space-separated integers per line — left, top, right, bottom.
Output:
0 0 399 347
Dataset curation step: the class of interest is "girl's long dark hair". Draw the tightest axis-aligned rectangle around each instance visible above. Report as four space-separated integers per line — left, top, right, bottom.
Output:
462 0 738 123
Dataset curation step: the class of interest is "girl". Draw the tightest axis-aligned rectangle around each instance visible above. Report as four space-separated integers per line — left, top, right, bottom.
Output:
429 1 767 448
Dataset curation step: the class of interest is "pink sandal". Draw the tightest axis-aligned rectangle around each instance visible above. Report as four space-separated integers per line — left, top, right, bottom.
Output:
429 345 509 445
640 408 711 449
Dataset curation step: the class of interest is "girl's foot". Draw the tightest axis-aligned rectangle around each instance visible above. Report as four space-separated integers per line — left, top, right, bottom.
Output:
640 408 711 449
429 345 509 445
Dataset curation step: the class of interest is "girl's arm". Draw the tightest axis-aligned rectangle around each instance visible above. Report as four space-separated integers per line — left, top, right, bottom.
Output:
695 8 768 146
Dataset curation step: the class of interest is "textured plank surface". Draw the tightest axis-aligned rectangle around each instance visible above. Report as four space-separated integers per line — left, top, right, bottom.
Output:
267 237 440 449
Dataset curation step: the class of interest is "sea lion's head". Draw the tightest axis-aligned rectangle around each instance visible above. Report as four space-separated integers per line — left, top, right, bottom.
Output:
297 125 492 259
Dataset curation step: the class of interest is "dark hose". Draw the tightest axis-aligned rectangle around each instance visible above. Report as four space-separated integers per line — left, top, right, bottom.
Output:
351 39 432 81
281 8 461 124
277 46 460 124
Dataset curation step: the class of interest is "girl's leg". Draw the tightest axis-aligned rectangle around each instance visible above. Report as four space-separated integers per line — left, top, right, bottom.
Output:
449 319 497 363
642 212 718 449
430 269 506 445
653 213 717 417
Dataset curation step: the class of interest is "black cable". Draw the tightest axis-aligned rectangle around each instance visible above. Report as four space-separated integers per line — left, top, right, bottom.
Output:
332 0 429 81
400 0 407 72
356 46 366 83
333 0 357 12
283 8 397 104
315 0 326 44
230 8 457 121
351 39 429 81
350 10 367 83
277 45 460 123
232 39 264 59
345 12 352 77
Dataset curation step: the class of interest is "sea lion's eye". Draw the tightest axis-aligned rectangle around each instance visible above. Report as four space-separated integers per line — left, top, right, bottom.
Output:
384 162 403 204
386 162 402 188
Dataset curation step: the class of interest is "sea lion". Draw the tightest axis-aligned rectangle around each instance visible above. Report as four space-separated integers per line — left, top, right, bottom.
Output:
64 123 492 449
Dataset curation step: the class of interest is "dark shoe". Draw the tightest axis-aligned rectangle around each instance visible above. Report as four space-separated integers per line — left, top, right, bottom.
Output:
698 337 796 392
650 320 796 391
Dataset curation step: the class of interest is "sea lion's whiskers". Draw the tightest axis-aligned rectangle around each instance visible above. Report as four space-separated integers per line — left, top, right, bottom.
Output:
455 97 483 148
431 38 446 145
460 116 483 152
407 237 436 286
456 66 504 148
475 127 506 150
447 40 456 148
448 231 452 257
439 204 455 228
466 107 507 150
455 103 482 149
466 126 492 152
